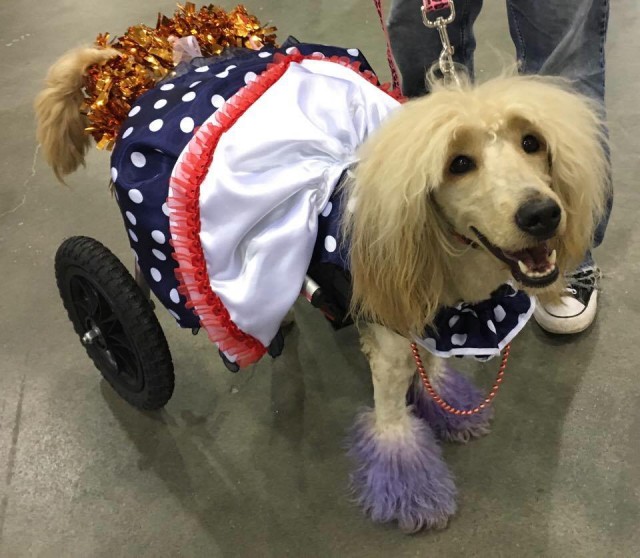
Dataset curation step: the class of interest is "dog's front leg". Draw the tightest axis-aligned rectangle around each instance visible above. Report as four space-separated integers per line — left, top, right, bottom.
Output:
408 354 495 443
348 324 456 532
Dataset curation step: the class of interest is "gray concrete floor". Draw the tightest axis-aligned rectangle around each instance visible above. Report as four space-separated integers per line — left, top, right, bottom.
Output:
1 0 639 556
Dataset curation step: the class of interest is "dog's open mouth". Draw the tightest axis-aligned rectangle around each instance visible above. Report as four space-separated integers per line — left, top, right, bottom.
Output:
470 227 559 288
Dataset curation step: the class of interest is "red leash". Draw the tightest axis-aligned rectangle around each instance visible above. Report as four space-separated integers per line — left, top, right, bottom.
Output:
372 0 510 413
372 0 456 92
423 0 451 11
411 342 511 415
371 0 401 91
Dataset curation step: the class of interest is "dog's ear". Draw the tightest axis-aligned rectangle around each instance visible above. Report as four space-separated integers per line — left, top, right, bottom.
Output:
343 96 461 335
509 78 609 273
548 97 609 272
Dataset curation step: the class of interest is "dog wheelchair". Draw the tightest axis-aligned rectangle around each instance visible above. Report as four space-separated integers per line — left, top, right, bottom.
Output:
54 234 352 411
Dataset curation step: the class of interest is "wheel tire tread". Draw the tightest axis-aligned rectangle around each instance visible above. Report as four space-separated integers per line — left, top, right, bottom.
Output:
55 236 175 410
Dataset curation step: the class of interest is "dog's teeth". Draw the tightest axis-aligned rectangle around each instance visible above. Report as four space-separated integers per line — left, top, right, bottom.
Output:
517 254 558 282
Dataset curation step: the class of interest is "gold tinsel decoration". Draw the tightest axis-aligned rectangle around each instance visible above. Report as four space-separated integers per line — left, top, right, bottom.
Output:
83 2 277 149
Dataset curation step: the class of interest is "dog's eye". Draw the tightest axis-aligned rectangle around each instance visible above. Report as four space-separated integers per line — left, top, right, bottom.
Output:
449 155 476 175
522 134 541 154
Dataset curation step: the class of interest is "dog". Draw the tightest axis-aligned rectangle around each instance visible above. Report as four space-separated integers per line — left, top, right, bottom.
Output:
35 38 607 532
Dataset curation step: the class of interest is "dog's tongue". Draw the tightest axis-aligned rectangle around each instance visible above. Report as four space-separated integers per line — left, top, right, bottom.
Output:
509 244 549 270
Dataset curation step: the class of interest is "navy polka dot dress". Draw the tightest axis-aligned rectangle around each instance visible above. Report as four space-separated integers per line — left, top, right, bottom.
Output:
110 38 534 364
111 39 376 330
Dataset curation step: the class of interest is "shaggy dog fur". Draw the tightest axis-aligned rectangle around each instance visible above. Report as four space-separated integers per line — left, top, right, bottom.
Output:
34 48 119 182
36 47 608 532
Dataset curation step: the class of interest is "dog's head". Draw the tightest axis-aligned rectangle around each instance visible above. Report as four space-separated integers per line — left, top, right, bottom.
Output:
346 75 608 334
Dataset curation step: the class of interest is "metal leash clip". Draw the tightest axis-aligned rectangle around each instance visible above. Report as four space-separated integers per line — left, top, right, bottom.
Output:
421 0 460 86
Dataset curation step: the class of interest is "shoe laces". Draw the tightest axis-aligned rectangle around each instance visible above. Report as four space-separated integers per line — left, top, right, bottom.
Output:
565 266 601 296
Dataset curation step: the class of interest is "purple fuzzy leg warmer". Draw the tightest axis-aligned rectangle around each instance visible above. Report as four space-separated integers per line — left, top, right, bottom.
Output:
407 368 494 443
347 409 457 532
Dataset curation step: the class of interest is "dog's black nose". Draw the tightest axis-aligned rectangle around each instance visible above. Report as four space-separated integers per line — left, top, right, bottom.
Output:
515 198 561 238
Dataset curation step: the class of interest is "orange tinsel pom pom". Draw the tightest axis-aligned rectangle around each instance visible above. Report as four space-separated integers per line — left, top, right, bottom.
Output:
83 2 277 149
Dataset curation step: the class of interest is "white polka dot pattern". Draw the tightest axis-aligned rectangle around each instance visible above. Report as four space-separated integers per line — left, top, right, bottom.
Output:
152 248 167 261
110 43 384 333
149 119 163 132
211 94 225 108
215 65 236 78
180 117 195 133
131 152 146 168
128 189 143 204
324 235 337 253
151 230 166 244
451 333 467 346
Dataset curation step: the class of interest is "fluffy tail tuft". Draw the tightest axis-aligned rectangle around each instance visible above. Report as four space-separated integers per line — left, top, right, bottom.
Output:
34 47 119 182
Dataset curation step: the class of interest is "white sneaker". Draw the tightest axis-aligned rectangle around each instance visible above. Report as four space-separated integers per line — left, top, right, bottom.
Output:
533 266 601 334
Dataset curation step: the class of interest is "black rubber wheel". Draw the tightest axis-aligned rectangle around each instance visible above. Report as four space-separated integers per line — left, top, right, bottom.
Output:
55 236 175 410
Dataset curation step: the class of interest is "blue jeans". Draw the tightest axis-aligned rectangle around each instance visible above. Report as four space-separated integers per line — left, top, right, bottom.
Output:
388 0 612 263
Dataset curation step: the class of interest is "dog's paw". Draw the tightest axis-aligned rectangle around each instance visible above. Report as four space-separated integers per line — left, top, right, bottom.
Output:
347 409 457 533
408 368 494 443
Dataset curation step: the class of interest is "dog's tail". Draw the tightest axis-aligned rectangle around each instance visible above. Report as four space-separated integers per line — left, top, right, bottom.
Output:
34 47 119 182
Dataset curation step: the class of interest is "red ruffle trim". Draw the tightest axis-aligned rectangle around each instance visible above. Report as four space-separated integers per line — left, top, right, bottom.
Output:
167 49 404 368
278 50 407 103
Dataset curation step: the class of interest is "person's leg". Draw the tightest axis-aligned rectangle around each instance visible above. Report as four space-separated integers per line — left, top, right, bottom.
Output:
506 0 612 333
388 0 483 97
